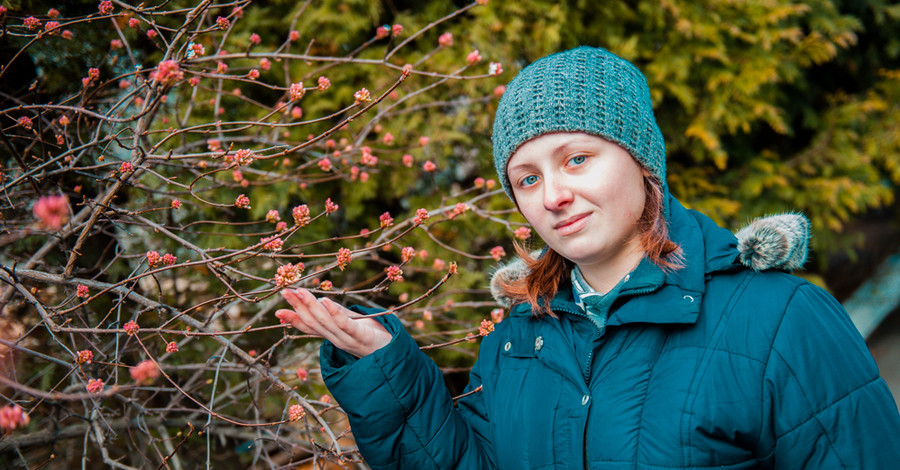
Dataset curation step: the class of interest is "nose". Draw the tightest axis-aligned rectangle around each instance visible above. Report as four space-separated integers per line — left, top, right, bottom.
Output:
543 176 573 211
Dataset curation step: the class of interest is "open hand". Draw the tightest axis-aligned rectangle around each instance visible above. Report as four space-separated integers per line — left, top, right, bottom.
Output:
275 288 392 358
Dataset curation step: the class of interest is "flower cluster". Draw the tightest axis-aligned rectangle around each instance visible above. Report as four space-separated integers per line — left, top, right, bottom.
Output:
402 247 416 263
318 158 332 172
76 284 90 298
413 208 429 225
123 321 140 335
292 204 311 226
491 308 505 323
86 378 104 394
289 82 305 101
354 88 371 104
249 33 261 45
317 76 330 91
162 253 176 266
33 195 69 231
296 368 308 380
266 210 281 223
234 148 256 166
513 226 532 240
438 32 453 47
275 263 304 287
336 248 352 271
98 1 114 15
119 162 133 173
489 62 504 76
215 16 230 30
288 404 305 421
24 16 41 31
171 199 181 209
479 319 495 336
324 198 339 214
490 246 506 261
379 212 393 228
0 405 30 431
166 341 179 353
146 250 162 267
262 236 283 251
467 50 482 65
448 203 469 219
77 349 94 364
385 265 404 282
155 60 184 85
18 116 33 130
360 147 378 166
235 194 251 209
319 280 333 291
423 160 437 172
130 360 160 385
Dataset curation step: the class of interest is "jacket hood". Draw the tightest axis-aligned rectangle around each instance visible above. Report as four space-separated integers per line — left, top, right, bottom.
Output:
490 196 809 308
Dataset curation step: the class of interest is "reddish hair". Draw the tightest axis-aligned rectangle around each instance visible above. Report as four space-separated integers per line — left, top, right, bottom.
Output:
497 176 682 317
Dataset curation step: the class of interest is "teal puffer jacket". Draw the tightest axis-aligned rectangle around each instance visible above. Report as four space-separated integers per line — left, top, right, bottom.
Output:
320 198 900 469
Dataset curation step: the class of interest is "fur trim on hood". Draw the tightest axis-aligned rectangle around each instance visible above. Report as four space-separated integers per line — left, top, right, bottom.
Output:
490 213 810 308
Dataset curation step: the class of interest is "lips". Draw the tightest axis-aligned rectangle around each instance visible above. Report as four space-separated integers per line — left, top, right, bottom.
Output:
554 213 590 235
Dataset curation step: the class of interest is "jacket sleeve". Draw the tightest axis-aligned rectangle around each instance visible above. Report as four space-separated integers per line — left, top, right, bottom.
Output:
759 283 900 468
319 306 495 469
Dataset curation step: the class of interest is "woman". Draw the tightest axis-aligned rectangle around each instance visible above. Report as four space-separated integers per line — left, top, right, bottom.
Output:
276 46 900 469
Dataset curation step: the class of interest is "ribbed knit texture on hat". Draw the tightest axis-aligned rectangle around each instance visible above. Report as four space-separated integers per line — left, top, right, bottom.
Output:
492 46 668 211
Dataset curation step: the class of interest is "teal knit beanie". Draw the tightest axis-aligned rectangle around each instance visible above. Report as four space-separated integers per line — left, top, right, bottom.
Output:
492 46 668 210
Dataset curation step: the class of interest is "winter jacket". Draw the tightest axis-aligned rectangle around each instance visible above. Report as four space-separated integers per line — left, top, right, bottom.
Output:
320 196 900 469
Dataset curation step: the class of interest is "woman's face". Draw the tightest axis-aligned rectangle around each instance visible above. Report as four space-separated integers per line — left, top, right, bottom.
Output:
507 132 648 276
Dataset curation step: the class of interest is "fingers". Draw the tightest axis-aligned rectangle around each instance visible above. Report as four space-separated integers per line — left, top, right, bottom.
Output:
278 289 360 347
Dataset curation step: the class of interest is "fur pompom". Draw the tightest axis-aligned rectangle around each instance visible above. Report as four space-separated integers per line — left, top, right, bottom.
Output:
734 213 809 272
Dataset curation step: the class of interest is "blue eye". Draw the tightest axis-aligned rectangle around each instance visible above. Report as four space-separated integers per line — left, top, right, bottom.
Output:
569 155 586 166
521 175 539 187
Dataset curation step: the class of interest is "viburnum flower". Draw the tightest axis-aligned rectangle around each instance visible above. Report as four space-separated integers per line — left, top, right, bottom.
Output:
76 285 90 298
382 132 394 145
266 210 281 223
438 32 453 47
386 265 404 282
320 395 331 405
59 115 70 126
128 17 140 28
289 30 300 41
48 8 60 18
324 198 339 214
207 139 222 152
489 62 504 76
0 405 30 431
413 208 429 225
56 134 64 145
89 67 100 80
449 261 458 274
110 39 123 50
513 226 532 240
422 160 437 172
491 308 505 323
247 69 260 80
130 359 160 385
419 136 430 147
190 42 205 57
360 171 370 183
318 158 332 172
317 76 330 91
123 320 140 335
292 204 311 226
18 116 33 131
62 30 74 40
391 24 403 36
98 1 114 15
259 58 271 70
215 16 230 29
353 88 371 104
171 199 181 209
375 25 390 39
275 221 288 231
249 33 261 45
433 258 446 270
216 61 228 74
485 179 497 189
274 263 303 287
476 0 489 5
86 378 104 394
146 250 162 267
490 246 506 261
232 169 243 182
290 107 302 119
166 341 178 353
288 404 305 421
360 147 378 166
189 77 200 86
379 212 393 228
448 203 469 219
162 253 176 266
296 368 308 380
262 236 283 251
336 248 352 270
319 280 333 291
44 21 60 35
235 194 251 209
77 349 94 364
146 29 158 39
33 194 70 231
402 154 414 167
289 82 305 101
423 310 434 321
402 247 416 263
479 319 495 336
494 85 507 98
119 162 133 173
234 148 256 166
24 16 41 30
467 50 482 65
232 6 244 17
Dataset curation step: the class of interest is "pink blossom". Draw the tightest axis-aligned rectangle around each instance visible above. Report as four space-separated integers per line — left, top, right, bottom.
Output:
59 115 70 126
479 319 495 336
354 88 371 104
262 236 283 251
489 62 503 76
292 204 311 226
391 24 403 37
146 250 162 267
274 221 287 232
56 134 65 145
289 30 300 42
320 394 331 404
317 158 333 172
402 154 414 167
24 16 41 30
419 136 430 147
0 405 30 431
438 32 453 47
259 58 271 70
386 265 404 282
171 199 181 209
48 8 60 18
44 21 60 35
232 170 244 182
513 226 532 240
466 49 482 65
360 171 370 183
162 253 176 266
317 76 330 91
413 208 430 225
275 263 304 287
89 67 100 80
291 107 302 119
130 359 160 385
123 320 140 335
190 43 205 57
188 77 199 87
422 160 437 172
216 61 228 74
360 147 378 166
324 198 339 214
86 379 104 394
235 148 256 166
379 212 393 228
215 16 230 30
77 349 94 364
493 85 506 98
432 258 446 270
119 162 133 173
376 25 390 39
402 247 416 263
382 132 394 145
485 179 497 189
110 39 123 50
146 29 158 39
18 116 33 131
336 248 352 271
490 246 506 261
289 404 305 421
325 139 336 149
98 1 114 15
266 210 281 223
247 69 260 80
207 139 222 152
232 6 244 17
249 33 261 45
76 285 90 298
289 82 305 101
319 280 333 291
128 18 139 28
235 194 251 209
449 261 458 274
166 341 178 353
491 308 505 323
33 195 70 231
62 30 73 40
449 203 469 219
476 0 489 5
423 310 434 321
296 368 308 380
